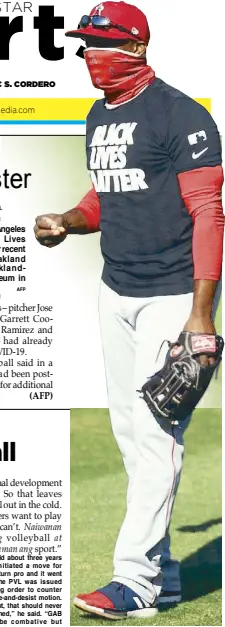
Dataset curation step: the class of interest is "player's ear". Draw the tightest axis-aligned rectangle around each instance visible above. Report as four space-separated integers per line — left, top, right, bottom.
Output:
129 40 146 56
136 42 147 56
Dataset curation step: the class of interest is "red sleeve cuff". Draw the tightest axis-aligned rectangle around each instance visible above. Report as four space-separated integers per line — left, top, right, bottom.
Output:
76 186 100 232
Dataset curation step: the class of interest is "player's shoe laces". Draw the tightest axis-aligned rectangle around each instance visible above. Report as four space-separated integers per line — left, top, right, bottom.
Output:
73 581 158 620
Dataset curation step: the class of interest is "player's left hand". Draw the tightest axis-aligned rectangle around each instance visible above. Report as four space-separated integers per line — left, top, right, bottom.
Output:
183 315 216 365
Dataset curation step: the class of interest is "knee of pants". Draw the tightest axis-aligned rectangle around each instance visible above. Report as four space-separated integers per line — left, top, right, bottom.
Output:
112 424 136 474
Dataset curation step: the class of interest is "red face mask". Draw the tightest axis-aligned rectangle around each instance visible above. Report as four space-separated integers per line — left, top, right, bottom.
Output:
84 47 155 105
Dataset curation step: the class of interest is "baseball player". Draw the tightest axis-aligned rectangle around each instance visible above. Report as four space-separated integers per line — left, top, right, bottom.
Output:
34 1 224 620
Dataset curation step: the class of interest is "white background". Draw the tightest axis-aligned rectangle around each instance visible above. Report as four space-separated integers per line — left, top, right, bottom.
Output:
0 134 105 409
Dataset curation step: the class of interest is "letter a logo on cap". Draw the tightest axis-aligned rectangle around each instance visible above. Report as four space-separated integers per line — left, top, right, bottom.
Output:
95 3 104 13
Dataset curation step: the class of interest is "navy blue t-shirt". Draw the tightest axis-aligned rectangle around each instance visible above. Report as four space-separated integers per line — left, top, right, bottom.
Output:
86 79 222 297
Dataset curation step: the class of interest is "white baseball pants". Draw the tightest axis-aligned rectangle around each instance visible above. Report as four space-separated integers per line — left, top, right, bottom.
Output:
99 280 195 604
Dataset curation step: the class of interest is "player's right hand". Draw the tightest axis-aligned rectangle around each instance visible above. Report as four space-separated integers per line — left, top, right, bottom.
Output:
34 214 67 247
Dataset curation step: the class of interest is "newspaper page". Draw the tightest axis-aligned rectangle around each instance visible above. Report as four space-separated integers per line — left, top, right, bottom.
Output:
0 1 223 626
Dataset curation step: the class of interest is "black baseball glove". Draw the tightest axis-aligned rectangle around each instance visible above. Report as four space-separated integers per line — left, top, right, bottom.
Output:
141 332 224 421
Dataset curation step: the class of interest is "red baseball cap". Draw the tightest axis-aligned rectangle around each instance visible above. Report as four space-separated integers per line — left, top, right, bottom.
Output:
65 2 150 45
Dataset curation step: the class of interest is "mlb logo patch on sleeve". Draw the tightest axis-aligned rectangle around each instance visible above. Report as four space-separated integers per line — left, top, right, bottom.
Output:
187 130 209 159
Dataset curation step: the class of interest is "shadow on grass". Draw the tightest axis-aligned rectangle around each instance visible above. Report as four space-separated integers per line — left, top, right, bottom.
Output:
181 535 222 602
178 517 222 533
160 535 222 609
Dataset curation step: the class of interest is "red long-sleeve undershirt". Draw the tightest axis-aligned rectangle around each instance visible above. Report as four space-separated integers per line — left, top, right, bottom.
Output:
76 166 224 280
178 165 224 280
76 186 101 232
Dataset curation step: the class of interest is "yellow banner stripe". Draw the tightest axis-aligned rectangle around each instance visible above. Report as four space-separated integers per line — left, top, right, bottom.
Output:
0 97 211 122
195 98 211 113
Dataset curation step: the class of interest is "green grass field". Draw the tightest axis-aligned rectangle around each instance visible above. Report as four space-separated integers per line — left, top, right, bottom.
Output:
70 408 222 626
